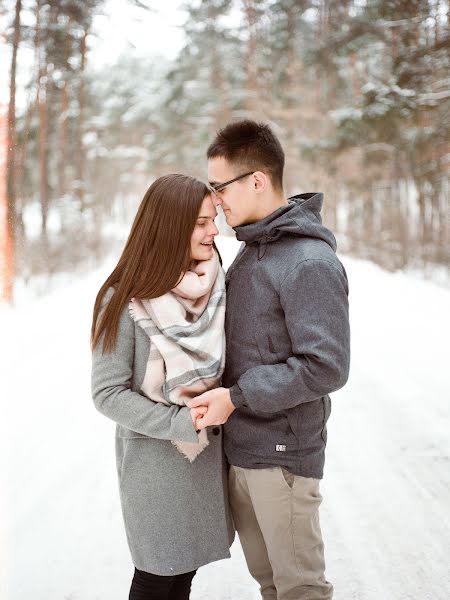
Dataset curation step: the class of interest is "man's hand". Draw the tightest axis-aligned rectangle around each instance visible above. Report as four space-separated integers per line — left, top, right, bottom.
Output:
187 387 235 430
190 405 207 431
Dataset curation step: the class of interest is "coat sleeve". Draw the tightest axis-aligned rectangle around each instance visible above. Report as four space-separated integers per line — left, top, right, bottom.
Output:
91 301 199 443
229 258 350 413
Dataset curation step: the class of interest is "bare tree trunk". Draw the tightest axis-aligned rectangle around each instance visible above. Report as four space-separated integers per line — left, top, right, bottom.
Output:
280 3 301 194
16 0 43 237
34 0 50 236
57 78 69 199
349 51 359 102
211 46 230 128
242 0 259 114
38 68 49 235
15 89 37 236
75 29 88 210
3 0 22 303
1 107 14 303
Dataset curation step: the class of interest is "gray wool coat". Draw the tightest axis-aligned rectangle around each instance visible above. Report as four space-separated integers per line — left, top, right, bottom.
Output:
91 290 235 575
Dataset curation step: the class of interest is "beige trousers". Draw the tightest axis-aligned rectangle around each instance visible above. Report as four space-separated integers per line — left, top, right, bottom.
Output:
229 465 333 600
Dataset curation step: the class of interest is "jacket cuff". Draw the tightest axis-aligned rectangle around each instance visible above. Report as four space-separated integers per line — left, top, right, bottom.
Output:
229 384 246 409
176 407 202 443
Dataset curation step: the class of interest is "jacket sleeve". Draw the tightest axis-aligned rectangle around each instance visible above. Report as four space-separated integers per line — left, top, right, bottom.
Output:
229 258 350 413
91 301 199 443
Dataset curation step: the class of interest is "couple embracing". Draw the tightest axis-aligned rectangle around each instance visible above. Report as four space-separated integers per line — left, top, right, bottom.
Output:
91 119 350 600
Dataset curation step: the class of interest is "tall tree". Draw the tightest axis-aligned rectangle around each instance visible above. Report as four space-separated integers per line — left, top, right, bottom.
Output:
1 106 12 303
3 0 22 302
152 0 240 176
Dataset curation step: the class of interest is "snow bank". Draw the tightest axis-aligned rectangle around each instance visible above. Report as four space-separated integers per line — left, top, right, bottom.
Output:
1 236 448 599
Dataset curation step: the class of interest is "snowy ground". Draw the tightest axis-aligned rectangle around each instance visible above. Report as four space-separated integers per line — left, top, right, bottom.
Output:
1 235 449 600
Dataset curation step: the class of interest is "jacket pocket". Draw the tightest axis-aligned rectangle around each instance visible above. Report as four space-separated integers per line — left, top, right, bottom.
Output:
321 395 331 443
226 408 299 456
254 330 292 365
284 407 299 441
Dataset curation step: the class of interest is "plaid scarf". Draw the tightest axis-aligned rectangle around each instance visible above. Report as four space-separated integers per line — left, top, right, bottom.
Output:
128 250 225 462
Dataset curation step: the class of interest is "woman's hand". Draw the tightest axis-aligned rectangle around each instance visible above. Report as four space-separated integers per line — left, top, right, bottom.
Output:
190 405 208 431
187 388 235 430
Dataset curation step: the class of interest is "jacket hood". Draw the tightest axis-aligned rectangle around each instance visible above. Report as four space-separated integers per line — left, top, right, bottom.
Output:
233 193 337 256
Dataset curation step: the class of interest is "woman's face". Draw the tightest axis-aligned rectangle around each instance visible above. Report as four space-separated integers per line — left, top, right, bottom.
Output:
190 195 219 261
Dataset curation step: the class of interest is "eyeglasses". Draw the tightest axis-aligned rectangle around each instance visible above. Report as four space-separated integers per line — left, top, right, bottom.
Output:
207 171 254 196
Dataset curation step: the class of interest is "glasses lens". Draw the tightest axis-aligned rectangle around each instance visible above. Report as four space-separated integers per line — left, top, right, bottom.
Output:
206 184 218 197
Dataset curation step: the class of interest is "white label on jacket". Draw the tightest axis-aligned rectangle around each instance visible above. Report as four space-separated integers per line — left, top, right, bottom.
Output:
275 445 286 452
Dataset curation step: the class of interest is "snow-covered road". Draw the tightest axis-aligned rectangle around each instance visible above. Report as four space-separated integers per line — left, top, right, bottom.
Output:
1 236 449 600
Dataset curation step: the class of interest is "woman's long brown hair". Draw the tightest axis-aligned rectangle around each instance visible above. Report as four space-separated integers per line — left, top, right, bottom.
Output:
91 174 216 353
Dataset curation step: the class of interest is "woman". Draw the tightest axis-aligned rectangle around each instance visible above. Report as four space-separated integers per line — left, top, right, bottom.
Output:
91 174 234 600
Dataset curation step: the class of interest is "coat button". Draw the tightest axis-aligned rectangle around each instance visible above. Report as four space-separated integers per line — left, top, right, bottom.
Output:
212 427 220 436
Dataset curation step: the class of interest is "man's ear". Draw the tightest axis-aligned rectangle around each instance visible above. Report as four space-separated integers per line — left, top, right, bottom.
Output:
253 171 268 193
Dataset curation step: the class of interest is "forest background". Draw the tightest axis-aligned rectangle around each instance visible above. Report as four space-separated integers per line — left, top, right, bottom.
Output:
1 4 449 598
1 0 449 303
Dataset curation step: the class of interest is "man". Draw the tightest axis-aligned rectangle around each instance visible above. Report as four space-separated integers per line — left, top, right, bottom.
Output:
188 119 350 600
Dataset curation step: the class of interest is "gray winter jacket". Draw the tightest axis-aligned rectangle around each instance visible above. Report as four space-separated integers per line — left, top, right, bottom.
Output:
223 193 350 479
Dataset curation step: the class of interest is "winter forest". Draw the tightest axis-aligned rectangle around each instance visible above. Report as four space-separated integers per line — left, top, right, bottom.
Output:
1 2 450 600
1 0 449 302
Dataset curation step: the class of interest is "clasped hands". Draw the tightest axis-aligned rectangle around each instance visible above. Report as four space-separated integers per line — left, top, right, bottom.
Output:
187 387 235 431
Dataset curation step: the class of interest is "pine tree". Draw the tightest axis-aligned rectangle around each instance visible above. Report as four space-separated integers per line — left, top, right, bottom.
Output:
3 0 22 303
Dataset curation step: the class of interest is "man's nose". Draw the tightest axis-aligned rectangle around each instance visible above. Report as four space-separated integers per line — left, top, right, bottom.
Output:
211 192 221 207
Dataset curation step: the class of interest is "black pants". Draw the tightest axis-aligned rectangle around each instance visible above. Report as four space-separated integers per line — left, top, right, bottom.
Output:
129 567 196 600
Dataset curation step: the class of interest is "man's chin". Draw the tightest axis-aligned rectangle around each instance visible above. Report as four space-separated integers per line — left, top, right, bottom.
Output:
223 213 234 226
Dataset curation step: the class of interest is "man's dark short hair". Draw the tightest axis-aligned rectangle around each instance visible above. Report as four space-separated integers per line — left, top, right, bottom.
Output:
207 119 285 191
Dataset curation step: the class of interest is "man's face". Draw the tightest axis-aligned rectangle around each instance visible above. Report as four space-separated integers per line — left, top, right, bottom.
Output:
207 156 259 227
